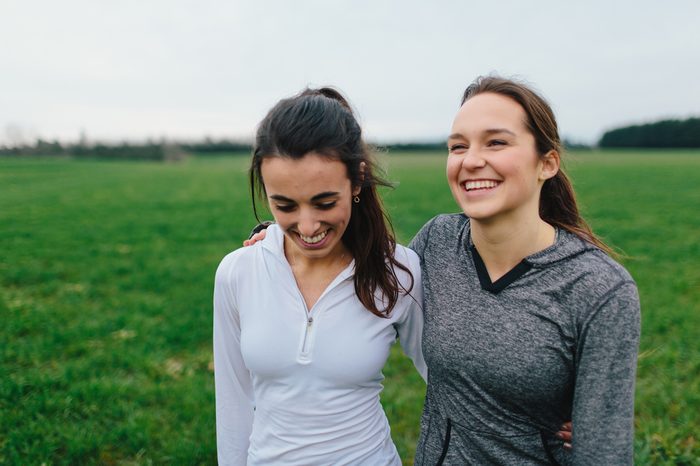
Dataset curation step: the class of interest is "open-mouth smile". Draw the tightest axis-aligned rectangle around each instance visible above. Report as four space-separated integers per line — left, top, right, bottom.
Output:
462 180 501 191
298 229 329 245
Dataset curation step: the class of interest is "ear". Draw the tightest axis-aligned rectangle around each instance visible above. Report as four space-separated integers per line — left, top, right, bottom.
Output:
352 162 366 196
539 150 560 181
358 161 366 182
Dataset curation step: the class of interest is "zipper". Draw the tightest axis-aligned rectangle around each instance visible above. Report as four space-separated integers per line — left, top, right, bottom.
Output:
282 254 353 363
300 316 314 355
292 271 351 363
269 227 354 364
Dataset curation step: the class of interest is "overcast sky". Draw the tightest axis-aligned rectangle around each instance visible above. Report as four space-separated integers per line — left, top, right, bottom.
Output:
1 0 698 146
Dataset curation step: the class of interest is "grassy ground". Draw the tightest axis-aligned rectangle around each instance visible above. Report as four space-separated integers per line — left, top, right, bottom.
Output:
1 150 698 465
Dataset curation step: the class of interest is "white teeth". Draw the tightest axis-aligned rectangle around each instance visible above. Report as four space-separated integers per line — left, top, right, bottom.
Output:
464 180 499 191
299 230 328 244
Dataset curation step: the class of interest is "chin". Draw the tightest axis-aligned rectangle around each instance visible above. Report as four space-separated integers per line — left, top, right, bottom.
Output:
460 205 498 221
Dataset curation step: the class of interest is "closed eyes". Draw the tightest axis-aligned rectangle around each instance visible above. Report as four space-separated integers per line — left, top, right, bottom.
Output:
274 201 337 212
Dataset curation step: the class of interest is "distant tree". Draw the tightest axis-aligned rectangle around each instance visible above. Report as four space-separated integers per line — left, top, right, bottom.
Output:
35 138 64 155
599 117 700 148
380 142 446 152
562 138 592 150
181 138 251 154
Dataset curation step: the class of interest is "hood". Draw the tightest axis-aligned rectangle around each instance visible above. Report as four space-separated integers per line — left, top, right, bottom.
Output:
525 227 601 267
260 223 286 256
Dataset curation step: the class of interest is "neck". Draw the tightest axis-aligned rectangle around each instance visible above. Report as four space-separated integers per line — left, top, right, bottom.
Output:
283 237 351 271
470 211 555 281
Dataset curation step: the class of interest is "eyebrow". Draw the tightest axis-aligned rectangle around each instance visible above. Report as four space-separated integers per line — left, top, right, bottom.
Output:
484 128 516 136
448 128 517 140
269 191 340 202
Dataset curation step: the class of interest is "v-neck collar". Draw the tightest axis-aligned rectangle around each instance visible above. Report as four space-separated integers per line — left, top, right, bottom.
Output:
469 244 532 294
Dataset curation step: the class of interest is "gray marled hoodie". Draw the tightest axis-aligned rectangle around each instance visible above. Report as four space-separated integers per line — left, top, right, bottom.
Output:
410 214 640 466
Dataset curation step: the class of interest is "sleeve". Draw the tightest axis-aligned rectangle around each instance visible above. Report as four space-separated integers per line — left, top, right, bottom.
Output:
213 254 255 465
571 281 641 465
408 216 437 263
394 248 428 382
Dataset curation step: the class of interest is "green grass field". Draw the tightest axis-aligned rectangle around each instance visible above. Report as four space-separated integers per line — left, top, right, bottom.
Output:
1 150 699 465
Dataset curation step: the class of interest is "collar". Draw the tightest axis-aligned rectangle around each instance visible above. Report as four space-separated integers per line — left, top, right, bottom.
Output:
262 224 356 281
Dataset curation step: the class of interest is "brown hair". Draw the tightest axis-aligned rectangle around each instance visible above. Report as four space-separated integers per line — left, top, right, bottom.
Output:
461 76 614 255
250 87 413 317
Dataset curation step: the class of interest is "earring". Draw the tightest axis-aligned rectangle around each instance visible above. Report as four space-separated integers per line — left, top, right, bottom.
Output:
353 196 360 204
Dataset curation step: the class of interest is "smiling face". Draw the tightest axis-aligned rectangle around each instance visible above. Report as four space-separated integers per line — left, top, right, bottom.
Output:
260 152 359 263
446 92 558 225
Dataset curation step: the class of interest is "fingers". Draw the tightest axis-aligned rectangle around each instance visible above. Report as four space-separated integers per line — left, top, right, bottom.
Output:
556 421 572 450
243 230 267 246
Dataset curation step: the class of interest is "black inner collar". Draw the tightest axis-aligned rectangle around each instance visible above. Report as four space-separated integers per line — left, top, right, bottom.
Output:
469 244 533 294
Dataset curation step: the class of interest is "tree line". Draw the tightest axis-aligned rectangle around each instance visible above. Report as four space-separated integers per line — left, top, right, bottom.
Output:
0 139 251 160
0 139 449 159
2 117 698 159
599 117 700 148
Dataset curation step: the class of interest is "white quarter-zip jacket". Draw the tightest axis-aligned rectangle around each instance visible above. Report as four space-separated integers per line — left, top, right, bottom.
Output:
214 224 426 465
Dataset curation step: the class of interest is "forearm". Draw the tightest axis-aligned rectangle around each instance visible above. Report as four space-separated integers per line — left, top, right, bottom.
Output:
572 282 640 464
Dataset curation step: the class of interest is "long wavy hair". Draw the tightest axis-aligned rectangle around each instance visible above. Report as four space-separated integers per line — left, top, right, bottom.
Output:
462 76 614 255
250 87 413 317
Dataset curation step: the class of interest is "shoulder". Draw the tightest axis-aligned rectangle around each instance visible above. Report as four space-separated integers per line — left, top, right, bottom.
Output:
570 251 641 348
215 243 263 284
579 249 639 313
571 246 637 294
557 243 640 326
533 230 636 293
423 213 467 232
410 213 467 254
394 244 421 270
426 213 468 238
391 244 422 292
216 224 283 277
529 230 639 323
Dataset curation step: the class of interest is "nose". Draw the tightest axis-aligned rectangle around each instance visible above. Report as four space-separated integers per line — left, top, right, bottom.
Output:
297 208 321 236
462 148 487 170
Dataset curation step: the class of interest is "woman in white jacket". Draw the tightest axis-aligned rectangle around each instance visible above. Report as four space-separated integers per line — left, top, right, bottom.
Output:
213 87 426 465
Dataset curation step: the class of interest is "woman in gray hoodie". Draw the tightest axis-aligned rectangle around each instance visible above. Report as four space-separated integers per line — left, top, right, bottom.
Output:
411 76 640 465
